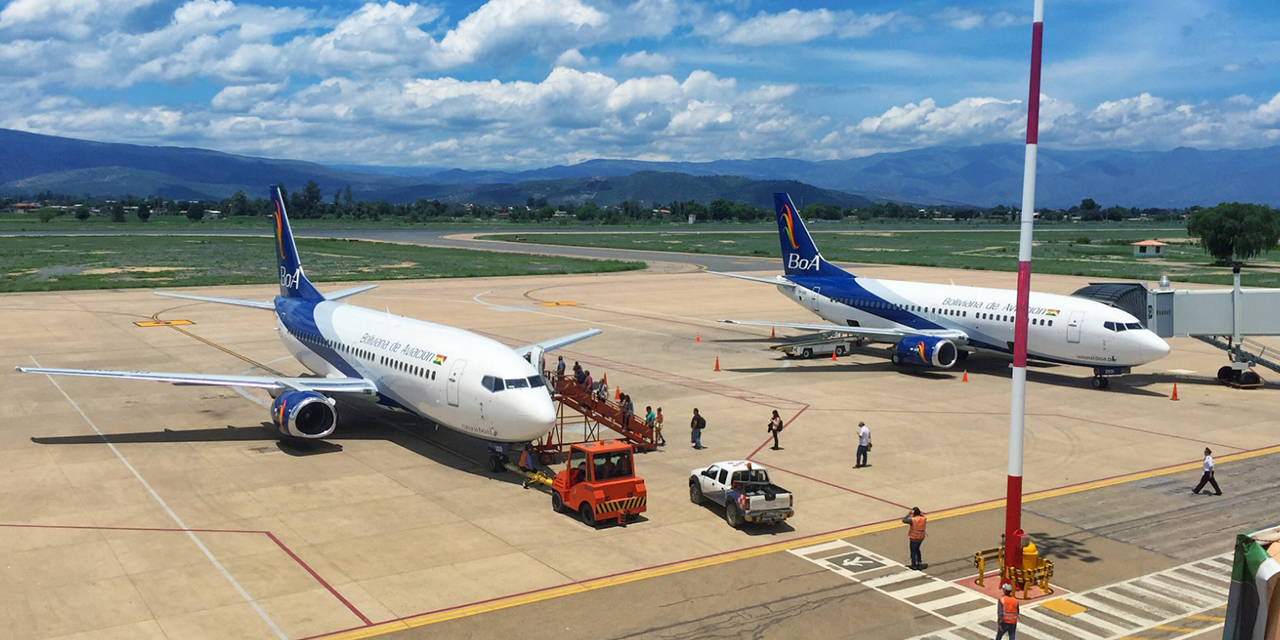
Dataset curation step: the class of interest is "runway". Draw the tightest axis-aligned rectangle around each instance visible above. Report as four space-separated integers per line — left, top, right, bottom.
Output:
2 259 1275 639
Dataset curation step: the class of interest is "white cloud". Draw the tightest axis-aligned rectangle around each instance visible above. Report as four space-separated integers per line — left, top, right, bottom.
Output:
619 50 673 71
0 0 163 39
712 8 897 46
555 48 595 68
211 82 286 111
430 0 606 68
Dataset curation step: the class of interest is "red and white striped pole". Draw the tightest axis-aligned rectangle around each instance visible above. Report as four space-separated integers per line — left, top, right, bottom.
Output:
1004 0 1044 579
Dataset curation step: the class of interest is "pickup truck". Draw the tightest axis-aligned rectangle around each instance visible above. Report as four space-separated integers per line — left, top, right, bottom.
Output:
689 460 794 528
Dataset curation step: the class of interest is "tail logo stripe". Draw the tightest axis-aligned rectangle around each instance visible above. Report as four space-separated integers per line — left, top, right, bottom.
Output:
274 201 286 260
780 205 800 250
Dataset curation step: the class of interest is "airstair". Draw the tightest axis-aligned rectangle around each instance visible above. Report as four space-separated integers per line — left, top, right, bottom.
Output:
532 374 658 461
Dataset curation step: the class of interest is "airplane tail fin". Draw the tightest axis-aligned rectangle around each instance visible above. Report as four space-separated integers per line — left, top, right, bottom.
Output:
774 193 852 278
270 185 322 300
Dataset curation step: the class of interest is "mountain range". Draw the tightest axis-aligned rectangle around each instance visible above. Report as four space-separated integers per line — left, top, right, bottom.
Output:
2 127 1278 208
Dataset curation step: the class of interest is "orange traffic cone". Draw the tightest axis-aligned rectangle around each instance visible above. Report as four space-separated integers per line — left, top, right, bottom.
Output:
614 386 620 400
1171 383 1179 401
962 370 969 382
695 334 701 343
831 350 838 362
770 326 776 339
713 357 720 372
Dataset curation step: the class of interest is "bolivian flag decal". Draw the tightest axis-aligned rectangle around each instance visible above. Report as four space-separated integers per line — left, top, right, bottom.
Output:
432 354 447 365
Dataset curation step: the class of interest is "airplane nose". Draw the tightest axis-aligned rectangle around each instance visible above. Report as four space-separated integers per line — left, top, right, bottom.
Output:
1144 333 1171 362
512 396 556 441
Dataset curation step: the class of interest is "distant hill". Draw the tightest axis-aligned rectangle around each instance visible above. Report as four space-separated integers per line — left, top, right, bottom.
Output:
3 127 1279 208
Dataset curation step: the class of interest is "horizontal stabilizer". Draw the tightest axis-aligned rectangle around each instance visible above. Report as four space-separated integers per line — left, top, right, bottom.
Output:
16 367 377 394
155 292 274 310
705 271 796 287
520 328 603 353
324 284 378 301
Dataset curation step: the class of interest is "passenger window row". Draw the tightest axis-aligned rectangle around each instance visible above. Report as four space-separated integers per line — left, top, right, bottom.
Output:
975 313 1055 327
288 327 439 378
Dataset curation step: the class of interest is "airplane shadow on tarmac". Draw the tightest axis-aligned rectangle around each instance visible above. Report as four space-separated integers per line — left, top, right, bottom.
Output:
726 352 1186 398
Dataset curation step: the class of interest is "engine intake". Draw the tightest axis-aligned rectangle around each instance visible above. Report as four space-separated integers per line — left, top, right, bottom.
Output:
271 390 337 439
892 336 958 369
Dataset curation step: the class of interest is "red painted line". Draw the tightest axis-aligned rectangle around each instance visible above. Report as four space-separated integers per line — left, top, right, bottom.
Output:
763 462 910 510
746 404 809 459
264 531 373 626
0 522 369 626
1068 415 1245 451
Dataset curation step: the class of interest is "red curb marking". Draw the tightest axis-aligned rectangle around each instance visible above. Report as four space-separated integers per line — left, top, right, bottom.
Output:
0 522 371 626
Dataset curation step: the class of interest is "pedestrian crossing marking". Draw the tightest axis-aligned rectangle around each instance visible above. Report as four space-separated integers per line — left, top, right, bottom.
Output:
1040 599 1086 616
903 552 1231 640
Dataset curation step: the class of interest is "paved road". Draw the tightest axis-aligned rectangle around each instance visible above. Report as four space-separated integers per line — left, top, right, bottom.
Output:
376 452 1277 640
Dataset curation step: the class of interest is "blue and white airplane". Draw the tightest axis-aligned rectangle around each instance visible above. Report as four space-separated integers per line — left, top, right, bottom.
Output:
18 186 598 442
714 193 1170 388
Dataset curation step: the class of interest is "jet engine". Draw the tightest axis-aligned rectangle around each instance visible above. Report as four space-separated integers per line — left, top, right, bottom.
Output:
892 336 958 369
270 390 337 439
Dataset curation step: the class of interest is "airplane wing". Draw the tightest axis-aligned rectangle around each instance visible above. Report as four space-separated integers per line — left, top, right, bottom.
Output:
706 271 796 288
155 292 275 310
717 320 969 344
518 328 603 353
15 367 378 394
324 284 378 301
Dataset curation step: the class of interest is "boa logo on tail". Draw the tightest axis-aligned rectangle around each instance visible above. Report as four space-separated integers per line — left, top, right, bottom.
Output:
274 201 286 260
780 204 799 250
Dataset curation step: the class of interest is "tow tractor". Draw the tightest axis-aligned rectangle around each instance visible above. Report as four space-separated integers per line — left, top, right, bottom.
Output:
549 440 646 527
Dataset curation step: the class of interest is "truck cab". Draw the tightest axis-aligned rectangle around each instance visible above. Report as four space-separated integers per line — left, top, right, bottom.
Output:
552 440 646 526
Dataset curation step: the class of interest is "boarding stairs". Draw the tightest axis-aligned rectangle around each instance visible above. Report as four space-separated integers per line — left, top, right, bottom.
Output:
534 374 658 459
1192 335 1280 375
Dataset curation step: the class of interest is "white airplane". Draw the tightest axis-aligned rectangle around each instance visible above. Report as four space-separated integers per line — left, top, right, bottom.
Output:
18 186 598 442
714 193 1170 388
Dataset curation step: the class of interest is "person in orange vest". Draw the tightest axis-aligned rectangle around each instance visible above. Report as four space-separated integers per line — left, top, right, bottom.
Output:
901 507 927 569
995 583 1019 639
519 444 539 489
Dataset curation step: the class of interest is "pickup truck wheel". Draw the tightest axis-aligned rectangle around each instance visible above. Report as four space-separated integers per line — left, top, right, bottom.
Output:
689 481 705 505
551 491 564 513
725 505 743 529
800 348 812 359
579 503 596 526
835 345 846 356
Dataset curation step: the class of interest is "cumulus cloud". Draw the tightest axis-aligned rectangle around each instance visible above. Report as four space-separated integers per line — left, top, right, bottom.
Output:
619 50 673 71
555 48 596 68
706 8 897 46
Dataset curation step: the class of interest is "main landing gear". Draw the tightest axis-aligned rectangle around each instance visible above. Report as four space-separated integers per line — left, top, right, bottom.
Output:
1090 365 1130 390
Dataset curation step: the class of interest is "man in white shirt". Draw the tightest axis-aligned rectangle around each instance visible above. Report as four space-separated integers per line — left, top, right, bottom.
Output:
855 421 871 468
1193 447 1222 495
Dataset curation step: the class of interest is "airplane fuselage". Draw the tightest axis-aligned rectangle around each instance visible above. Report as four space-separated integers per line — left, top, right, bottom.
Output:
274 297 556 442
785 275 1170 367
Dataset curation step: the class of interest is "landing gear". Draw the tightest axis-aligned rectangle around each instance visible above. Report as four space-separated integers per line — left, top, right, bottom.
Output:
1090 366 1128 390
487 444 509 473
1090 376 1110 390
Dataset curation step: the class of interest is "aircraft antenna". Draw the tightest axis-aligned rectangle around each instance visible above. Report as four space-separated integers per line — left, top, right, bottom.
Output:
1004 0 1044 579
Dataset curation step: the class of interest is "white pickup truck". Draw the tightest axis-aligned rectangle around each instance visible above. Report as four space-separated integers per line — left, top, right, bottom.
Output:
689 460 794 528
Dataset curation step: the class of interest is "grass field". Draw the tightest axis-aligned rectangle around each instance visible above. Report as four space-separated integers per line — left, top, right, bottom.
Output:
481 228 1280 288
0 236 644 293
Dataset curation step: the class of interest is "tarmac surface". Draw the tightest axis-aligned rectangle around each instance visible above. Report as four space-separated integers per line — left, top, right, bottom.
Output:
2 239 1277 640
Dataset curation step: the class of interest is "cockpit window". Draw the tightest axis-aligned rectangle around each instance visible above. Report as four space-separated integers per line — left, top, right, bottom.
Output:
527 376 546 388
505 377 529 389
481 375 504 392
1125 322 1143 331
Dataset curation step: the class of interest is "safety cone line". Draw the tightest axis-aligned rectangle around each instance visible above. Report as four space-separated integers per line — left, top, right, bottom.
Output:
962 370 969 382
695 334 700 343
713 356 720 372
1171 383 1179 401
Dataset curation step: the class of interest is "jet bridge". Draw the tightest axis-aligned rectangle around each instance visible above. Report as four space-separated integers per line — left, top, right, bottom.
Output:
1071 266 1280 386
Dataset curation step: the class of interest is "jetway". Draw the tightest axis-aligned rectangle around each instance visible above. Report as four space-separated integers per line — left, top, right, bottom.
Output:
1072 267 1280 385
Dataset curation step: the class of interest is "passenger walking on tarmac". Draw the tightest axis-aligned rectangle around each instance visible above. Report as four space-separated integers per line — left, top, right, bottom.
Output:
1193 447 1223 495
768 410 783 450
555 356 566 380
855 421 871 468
644 406 656 438
995 583 1019 640
655 407 666 445
902 507 927 569
691 408 706 449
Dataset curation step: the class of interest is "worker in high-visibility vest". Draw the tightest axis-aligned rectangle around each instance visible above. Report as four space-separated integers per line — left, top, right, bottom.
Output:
901 507 927 570
995 583 1019 639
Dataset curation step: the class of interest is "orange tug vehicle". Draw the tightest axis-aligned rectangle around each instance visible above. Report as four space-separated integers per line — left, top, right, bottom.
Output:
550 440 646 526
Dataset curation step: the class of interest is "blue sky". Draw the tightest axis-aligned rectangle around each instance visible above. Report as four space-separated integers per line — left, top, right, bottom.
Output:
0 0 1276 169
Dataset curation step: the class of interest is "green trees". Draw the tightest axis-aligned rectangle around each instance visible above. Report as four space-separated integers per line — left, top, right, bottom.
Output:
185 202 204 222
74 205 90 221
136 202 151 222
1187 202 1280 265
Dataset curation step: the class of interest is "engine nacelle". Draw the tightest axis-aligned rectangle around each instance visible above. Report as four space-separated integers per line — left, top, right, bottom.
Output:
270 390 337 439
893 336 958 369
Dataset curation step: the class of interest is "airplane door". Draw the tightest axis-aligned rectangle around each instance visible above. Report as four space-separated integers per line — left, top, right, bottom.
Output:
1067 311 1084 343
446 359 467 407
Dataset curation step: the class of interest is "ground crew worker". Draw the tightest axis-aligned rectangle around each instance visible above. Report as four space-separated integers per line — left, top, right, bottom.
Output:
1193 447 1223 495
902 507 927 569
555 355 565 380
995 583 1019 639
519 444 538 489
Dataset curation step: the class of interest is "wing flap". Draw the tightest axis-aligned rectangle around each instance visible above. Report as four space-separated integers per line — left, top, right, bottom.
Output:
16 367 377 394
718 320 968 344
